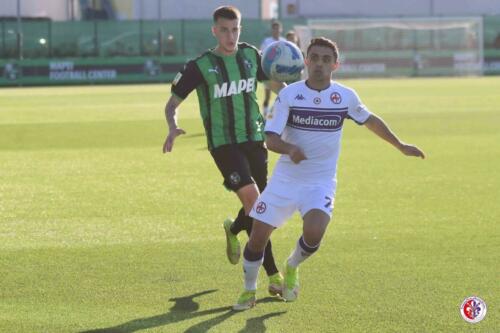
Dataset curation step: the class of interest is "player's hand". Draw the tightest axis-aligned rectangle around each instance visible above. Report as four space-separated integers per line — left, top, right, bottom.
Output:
163 128 186 153
399 143 425 159
288 145 307 164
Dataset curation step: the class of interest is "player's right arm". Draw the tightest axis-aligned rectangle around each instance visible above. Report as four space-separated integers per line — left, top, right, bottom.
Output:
264 90 307 164
266 133 306 164
162 60 202 153
163 95 186 153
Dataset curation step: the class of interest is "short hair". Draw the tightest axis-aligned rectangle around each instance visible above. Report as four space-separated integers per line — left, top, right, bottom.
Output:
285 30 296 39
213 6 241 22
271 20 282 28
306 37 339 62
286 30 300 46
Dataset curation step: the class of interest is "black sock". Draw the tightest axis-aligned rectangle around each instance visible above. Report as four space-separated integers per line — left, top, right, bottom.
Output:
245 219 279 276
262 240 279 276
229 208 247 235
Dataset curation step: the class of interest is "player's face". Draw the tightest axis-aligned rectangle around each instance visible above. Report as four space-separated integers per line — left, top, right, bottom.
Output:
305 45 339 82
286 33 298 45
212 18 241 55
271 24 282 39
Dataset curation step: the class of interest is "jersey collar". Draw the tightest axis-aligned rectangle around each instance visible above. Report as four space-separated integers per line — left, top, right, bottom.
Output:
305 80 332 93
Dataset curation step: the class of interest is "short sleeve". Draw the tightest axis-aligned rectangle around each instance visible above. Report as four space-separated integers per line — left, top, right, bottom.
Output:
171 60 203 100
347 90 372 125
264 90 289 135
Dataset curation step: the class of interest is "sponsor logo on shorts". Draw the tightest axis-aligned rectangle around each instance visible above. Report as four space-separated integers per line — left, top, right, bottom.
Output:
460 296 487 323
255 201 267 214
229 172 241 186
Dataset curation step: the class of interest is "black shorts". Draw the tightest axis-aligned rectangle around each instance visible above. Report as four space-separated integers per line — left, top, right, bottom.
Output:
210 141 268 192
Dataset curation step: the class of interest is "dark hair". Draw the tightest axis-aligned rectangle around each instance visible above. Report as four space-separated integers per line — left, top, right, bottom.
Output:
213 6 241 22
306 37 339 62
286 30 300 47
271 20 282 28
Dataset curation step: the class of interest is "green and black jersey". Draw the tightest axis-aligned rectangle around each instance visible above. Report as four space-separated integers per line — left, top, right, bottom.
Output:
171 42 268 150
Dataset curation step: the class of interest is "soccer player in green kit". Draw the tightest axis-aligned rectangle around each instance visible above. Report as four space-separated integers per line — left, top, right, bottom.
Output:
162 6 285 295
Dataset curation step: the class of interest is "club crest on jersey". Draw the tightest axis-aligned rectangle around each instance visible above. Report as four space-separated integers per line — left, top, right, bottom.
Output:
330 92 342 104
243 59 253 69
213 78 255 98
313 97 321 105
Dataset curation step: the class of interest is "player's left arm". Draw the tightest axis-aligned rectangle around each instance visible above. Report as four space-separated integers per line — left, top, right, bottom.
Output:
363 114 426 159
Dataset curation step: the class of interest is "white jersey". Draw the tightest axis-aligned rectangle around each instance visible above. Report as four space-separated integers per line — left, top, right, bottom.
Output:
265 80 372 186
260 36 286 51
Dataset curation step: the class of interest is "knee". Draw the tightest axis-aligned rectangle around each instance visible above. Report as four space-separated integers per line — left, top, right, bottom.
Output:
247 222 273 252
303 217 330 246
237 185 259 214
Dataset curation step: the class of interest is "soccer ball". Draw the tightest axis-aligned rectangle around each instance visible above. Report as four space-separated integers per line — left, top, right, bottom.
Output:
261 41 304 82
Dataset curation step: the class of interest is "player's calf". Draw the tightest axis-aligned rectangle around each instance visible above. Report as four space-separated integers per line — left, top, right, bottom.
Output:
233 245 264 311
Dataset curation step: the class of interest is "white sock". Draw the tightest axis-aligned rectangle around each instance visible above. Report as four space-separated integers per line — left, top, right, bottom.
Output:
287 236 319 268
243 257 263 291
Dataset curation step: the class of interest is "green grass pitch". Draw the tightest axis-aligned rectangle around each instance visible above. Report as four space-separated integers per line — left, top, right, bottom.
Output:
0 77 499 332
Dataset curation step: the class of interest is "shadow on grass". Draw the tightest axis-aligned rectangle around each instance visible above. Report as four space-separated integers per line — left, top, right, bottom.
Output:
81 289 286 333
237 311 287 333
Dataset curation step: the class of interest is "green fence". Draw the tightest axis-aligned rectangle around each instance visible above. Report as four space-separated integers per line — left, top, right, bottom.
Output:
0 18 305 59
2 16 500 59
0 17 499 86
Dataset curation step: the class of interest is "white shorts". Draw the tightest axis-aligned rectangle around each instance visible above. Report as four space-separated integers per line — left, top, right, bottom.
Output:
250 177 336 228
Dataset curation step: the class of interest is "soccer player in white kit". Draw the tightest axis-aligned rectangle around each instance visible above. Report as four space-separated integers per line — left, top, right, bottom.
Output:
232 37 426 310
